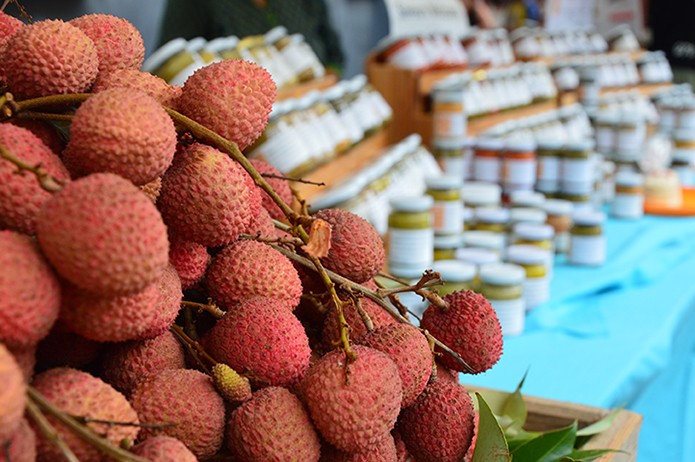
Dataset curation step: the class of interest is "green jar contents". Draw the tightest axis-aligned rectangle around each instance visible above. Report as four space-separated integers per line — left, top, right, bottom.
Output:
479 263 526 336
426 175 464 236
569 210 606 266
473 207 509 234
431 260 476 296
505 245 550 309
434 234 462 261
512 222 555 274
387 196 434 279
463 207 474 231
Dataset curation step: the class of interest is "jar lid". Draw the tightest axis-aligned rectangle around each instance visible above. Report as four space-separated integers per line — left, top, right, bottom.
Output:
543 199 573 216
323 84 346 101
475 207 510 224
513 222 555 240
681 98 695 111
461 182 502 206
142 38 188 73
510 207 547 224
351 74 368 89
390 195 434 213
265 26 289 44
573 210 605 226
205 37 232 54
431 260 476 282
456 247 500 265
479 263 525 285
563 138 595 152
463 231 505 249
434 234 463 249
475 137 505 151
186 37 207 53
510 190 545 208
674 129 695 143
462 207 473 221
615 171 643 187
433 138 467 150
426 175 463 191
506 244 548 265
536 138 563 150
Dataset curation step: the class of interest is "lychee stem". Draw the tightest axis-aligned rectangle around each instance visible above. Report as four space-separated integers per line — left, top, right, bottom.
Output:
170 324 218 372
0 143 64 192
26 399 81 462
261 172 325 187
17 111 74 122
70 416 176 430
376 270 450 310
27 387 150 462
180 300 225 319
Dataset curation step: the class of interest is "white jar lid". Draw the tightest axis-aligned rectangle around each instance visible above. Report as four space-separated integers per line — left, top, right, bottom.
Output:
513 222 555 240
563 138 595 152
323 84 346 101
462 207 474 221
461 182 502 206
506 244 548 265
615 171 644 187
543 199 573 216
573 210 606 226
389 195 434 213
456 247 500 265
475 207 510 224
432 260 477 282
674 129 695 143
510 207 548 224
426 175 463 191
463 230 505 250
510 190 545 208
480 263 525 285
435 234 463 249
537 138 564 150
265 26 289 44
186 37 207 53
142 38 188 73
475 137 505 151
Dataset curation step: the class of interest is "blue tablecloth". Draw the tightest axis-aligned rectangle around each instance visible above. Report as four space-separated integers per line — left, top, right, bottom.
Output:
461 214 695 462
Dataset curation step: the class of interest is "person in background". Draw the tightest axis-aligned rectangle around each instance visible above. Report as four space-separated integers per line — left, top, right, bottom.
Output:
462 0 499 28
158 0 344 72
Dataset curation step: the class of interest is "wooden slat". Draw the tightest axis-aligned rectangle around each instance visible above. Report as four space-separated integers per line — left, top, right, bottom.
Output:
276 73 338 101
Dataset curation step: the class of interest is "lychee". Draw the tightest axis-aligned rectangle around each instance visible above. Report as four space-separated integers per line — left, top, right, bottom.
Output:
0 124 70 235
93 68 182 107
141 176 163 204
0 12 23 85
226 387 321 462
420 290 503 374
136 264 183 340
0 343 26 444
0 231 60 348
10 118 64 154
158 143 261 247
0 418 35 462
314 209 385 283
206 240 302 310
301 346 402 452
177 59 276 151
321 296 396 350
130 369 225 460
3 19 98 98
7 344 35 382
32 368 139 462
37 173 169 296
321 435 398 462
168 237 210 290
131 436 197 462
245 205 279 238
63 88 177 185
397 379 475 462
203 298 311 387
250 158 292 220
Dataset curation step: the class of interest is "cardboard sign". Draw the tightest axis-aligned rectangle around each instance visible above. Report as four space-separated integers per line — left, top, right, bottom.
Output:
383 0 469 38
544 0 595 31
595 0 645 38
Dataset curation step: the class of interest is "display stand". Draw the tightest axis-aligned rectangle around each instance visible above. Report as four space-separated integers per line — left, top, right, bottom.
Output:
276 73 339 101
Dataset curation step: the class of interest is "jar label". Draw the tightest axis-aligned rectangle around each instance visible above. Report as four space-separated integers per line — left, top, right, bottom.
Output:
388 228 434 266
504 158 538 184
561 157 594 183
611 193 644 219
441 156 466 180
537 156 560 181
489 298 525 336
569 234 606 266
474 157 502 183
433 111 466 141
524 276 549 310
433 201 464 235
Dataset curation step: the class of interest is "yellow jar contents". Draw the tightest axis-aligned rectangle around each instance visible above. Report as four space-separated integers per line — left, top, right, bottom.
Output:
388 210 431 229
434 248 457 261
156 51 196 83
431 260 476 296
571 224 602 236
480 282 523 300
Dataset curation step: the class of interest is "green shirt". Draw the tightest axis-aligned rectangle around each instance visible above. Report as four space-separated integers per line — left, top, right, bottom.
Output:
158 0 344 70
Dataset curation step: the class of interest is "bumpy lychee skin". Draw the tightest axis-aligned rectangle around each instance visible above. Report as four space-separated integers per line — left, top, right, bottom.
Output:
203 298 311 387
10 118 64 154
359 323 432 407
227 387 321 462
249 159 292 220
37 173 169 296
0 418 35 462
178 60 275 151
7 344 36 383
93 68 182 107
393 431 409 462
136 264 183 340
315 209 385 283
322 296 396 350
245 205 278 238
420 290 503 374
158 143 261 247
0 344 26 444
0 12 23 85
69 14 144 76
131 436 197 462
301 346 402 452
63 88 177 185
141 177 163 204
0 124 70 235
101 331 186 396
0 231 60 348
32 368 139 462
206 240 302 310
397 379 475 462
321 435 398 462
36 321 102 370
3 19 98 98
130 369 225 460
169 237 210 290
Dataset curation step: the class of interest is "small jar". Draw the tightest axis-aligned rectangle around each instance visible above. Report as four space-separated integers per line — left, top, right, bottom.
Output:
509 190 545 209
432 85 467 144
379 37 429 70
569 211 606 266
479 263 526 336
387 196 434 279
431 260 476 296
324 84 364 145
512 222 555 274
473 138 504 183
543 199 573 254
672 129 695 186
509 207 548 227
578 67 601 108
461 181 502 209
595 112 618 155
560 139 595 184
678 99 695 130
473 207 509 234
462 207 474 231
536 139 562 193
611 171 644 219
462 231 505 255
503 138 537 191
561 192 593 212
426 176 464 236
506 245 549 310
433 139 467 181
434 234 462 261
456 247 501 275
616 113 646 160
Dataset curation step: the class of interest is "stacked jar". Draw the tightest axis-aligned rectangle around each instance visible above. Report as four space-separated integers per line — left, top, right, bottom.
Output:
387 196 435 279
506 245 550 310
473 207 509 235
543 199 573 254
560 139 596 211
536 139 562 196
463 231 506 256
511 222 555 275
426 176 464 237
569 211 606 266
462 182 502 210
432 80 467 147
431 260 477 296
615 113 646 163
433 138 474 182
473 138 504 183
502 138 537 194
611 171 644 219
479 263 526 336
672 129 695 186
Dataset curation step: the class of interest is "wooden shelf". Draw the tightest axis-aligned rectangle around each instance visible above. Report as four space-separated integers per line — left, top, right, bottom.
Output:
600 82 672 98
523 50 647 67
276 73 338 101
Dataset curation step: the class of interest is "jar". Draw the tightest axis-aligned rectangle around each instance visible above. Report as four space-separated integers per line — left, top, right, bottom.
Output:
505 245 549 310
503 138 537 190
611 171 644 219
250 103 311 174
432 84 466 144
365 82 393 126
578 67 601 108
158 38 208 86
387 196 435 279
536 139 562 193
479 263 526 336
561 192 593 212
456 247 500 269
678 99 695 130
569 210 606 266
672 129 695 186
324 84 363 145
315 93 351 155
431 260 476 296
560 139 595 184
143 38 189 76
473 138 504 183
473 207 509 234
269 27 318 82
509 208 548 227
512 222 555 275
461 182 502 209
616 113 646 160
434 234 462 261
659 99 678 134
426 176 464 236
433 139 467 181
462 207 474 231
543 199 573 254
509 190 545 209
595 112 618 155
462 231 505 255
380 37 429 70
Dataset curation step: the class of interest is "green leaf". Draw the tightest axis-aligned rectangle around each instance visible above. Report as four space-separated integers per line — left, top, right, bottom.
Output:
471 392 511 462
501 371 528 435
576 409 621 437
506 429 542 453
560 448 626 461
512 421 577 462
477 388 514 416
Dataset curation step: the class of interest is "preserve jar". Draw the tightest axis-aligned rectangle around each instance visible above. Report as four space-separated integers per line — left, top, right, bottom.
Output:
426 175 464 236
387 196 435 279
479 263 526 336
431 260 476 296
505 245 549 309
569 210 606 266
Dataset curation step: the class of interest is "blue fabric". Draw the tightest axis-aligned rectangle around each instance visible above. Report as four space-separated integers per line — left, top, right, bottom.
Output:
461 214 695 462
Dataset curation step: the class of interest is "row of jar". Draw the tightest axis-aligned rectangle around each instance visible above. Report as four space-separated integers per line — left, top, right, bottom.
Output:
376 28 515 71
143 26 325 88
248 75 393 175
510 27 609 60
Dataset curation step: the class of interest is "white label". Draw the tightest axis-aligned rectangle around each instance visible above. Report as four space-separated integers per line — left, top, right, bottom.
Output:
569 234 606 266
561 157 594 183
432 200 463 235
524 276 549 310
596 127 616 154
442 156 466 181
384 0 469 38
617 125 646 154
388 228 434 266
433 112 467 141
489 298 525 336
321 111 349 149
611 193 644 219
504 158 537 184
474 157 502 183
538 156 560 182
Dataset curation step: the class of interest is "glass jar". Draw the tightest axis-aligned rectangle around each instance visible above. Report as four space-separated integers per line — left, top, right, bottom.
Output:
509 190 545 209
387 196 435 279
431 260 476 296
536 139 562 194
473 138 504 183
560 139 595 185
434 234 462 261
611 171 644 219
594 112 618 155
462 181 502 209
324 84 363 145
503 138 537 191
509 207 548 227
462 206 474 231
456 247 500 270
672 129 695 186
433 138 467 181
678 99 695 130
347 75 382 136
462 231 505 256
505 245 549 310
426 175 464 236
432 84 466 144
473 207 509 234
569 210 606 266
543 199 573 254
479 263 526 336
380 36 429 70
315 93 351 155
512 222 555 275
616 113 646 161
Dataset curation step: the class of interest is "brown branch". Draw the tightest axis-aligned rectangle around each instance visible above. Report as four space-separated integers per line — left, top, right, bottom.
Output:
6 0 31 22
28 387 150 462
354 297 374 333
170 324 218 372
181 300 225 320
26 400 80 462
71 416 176 430
0 143 64 192
240 232 304 249
261 172 325 186
377 270 449 310
17 111 74 123
290 184 310 216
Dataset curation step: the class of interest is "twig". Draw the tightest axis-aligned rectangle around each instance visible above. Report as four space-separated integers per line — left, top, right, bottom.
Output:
181 300 225 320
17 111 74 123
0 143 64 192
28 388 150 462
26 400 80 462
71 416 176 430
240 232 304 249
261 172 325 186
170 324 218 371
376 270 449 310
354 297 374 333
290 184 310 216
7 0 31 22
